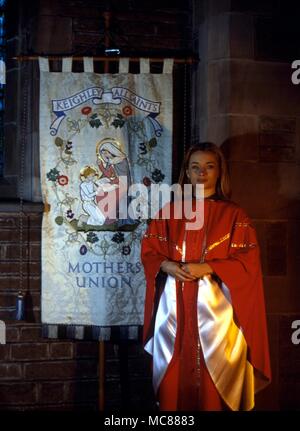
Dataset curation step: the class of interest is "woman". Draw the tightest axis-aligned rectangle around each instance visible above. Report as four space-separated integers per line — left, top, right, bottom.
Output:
141 143 271 411
96 139 131 224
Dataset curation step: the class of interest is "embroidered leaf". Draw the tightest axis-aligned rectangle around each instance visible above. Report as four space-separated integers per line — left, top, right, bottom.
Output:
111 117 125 128
55 216 64 225
46 168 60 182
55 137 64 147
89 118 102 128
148 138 157 148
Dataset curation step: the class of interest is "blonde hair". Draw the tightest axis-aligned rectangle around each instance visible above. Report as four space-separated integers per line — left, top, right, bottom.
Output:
178 142 231 199
80 165 99 179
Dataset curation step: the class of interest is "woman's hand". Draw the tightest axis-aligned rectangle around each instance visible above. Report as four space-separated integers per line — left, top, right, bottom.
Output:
160 260 197 282
180 263 213 279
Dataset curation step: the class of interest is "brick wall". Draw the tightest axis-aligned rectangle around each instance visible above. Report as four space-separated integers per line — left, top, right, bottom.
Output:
0 210 156 410
0 0 191 410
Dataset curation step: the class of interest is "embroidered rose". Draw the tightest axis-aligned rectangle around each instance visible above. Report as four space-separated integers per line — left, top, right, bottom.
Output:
57 175 69 186
122 105 133 116
81 106 92 115
143 176 151 187
122 245 131 255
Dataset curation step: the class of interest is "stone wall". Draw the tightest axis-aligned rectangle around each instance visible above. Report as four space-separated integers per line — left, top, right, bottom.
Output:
193 0 300 410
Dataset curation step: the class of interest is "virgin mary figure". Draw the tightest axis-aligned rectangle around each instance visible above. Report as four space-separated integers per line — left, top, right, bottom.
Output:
96 138 133 225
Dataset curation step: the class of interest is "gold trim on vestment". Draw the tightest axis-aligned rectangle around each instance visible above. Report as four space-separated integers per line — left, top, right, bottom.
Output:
143 233 183 256
235 222 251 227
144 233 168 242
204 233 230 254
231 243 257 249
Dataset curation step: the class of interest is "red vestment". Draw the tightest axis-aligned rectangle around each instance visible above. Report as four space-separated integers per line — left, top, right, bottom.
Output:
141 198 271 411
96 162 119 223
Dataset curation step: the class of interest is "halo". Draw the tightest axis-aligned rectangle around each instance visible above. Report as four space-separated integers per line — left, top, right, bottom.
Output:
96 137 125 161
79 164 99 179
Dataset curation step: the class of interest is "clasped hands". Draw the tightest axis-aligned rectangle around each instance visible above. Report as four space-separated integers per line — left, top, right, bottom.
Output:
160 260 213 282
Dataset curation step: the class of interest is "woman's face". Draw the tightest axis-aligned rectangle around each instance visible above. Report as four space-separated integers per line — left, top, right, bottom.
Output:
101 149 113 161
101 149 110 157
186 150 220 197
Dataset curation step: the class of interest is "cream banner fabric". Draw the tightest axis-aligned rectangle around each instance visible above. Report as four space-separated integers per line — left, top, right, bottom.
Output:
40 58 173 327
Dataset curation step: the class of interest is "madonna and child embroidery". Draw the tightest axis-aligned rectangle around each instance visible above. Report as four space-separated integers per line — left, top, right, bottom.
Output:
40 60 173 328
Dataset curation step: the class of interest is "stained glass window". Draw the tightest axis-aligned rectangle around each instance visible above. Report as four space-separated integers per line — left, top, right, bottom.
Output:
0 0 5 177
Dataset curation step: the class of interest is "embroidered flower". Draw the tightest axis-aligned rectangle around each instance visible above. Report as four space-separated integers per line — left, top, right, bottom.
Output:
139 143 147 155
122 105 133 116
87 232 99 244
151 169 165 183
57 175 69 186
66 209 74 219
122 245 131 255
143 176 151 187
111 232 125 244
80 245 87 255
81 106 92 115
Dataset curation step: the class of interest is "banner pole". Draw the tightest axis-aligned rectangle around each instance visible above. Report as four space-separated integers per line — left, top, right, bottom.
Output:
99 340 105 410
13 55 198 64
103 10 111 73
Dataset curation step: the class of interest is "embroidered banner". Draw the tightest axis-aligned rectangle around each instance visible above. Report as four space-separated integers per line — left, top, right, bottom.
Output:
40 58 173 330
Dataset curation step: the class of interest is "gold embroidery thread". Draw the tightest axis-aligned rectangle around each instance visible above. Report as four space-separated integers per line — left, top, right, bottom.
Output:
235 222 251 227
143 233 167 242
143 233 183 255
205 233 230 254
231 243 256 248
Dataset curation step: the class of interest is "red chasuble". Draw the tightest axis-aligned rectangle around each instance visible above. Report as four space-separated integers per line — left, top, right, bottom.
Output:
141 198 271 411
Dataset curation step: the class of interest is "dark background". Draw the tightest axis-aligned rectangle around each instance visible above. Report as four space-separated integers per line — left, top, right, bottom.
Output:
0 0 300 410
